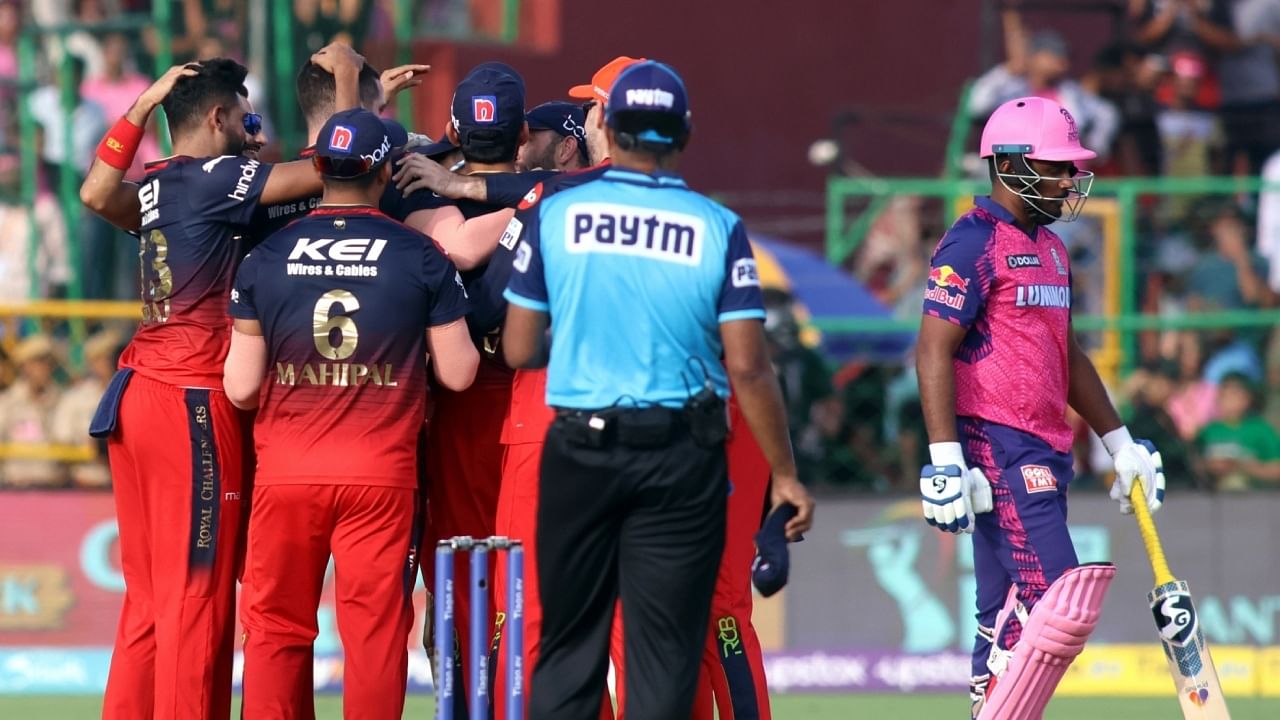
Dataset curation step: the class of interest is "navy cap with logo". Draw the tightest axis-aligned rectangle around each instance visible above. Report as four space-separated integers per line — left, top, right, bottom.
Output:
314 108 398 178
604 60 691 145
450 62 526 147
526 101 586 142
751 503 801 598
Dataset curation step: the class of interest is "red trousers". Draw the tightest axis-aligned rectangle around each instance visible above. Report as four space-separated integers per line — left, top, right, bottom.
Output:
240 483 418 720
691 408 772 720
491 440 623 720
490 404 772 719
421 373 511 716
605 406 772 720
103 374 245 720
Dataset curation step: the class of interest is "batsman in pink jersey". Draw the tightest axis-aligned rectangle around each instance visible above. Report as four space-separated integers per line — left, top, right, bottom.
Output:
915 97 1169 719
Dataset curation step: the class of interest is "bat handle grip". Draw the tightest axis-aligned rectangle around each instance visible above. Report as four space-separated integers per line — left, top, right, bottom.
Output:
1129 477 1175 586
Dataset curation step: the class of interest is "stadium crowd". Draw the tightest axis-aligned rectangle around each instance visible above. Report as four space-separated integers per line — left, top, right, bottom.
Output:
4 0 1280 498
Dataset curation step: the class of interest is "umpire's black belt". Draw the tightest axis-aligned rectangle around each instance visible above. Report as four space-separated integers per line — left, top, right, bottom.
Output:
552 406 687 450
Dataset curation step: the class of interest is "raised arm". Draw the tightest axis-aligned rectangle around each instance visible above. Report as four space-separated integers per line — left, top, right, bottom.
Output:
81 64 199 230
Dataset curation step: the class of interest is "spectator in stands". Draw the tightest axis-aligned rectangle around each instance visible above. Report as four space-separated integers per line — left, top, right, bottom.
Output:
1188 203 1274 381
30 51 107 193
1087 42 1163 175
51 329 121 488
763 290 832 440
79 32 155 300
0 335 66 488
1169 332 1219 439
1155 51 1222 180
854 195 927 318
1124 358 1206 487
1130 0 1238 56
1218 0 1280 174
1198 372 1280 489
80 32 162 180
969 7 1119 162
0 154 70 301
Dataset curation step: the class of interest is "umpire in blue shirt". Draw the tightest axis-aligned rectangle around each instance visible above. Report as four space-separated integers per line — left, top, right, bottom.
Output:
503 61 815 720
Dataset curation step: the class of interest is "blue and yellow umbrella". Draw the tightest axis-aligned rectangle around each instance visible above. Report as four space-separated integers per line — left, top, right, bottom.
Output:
750 235 915 362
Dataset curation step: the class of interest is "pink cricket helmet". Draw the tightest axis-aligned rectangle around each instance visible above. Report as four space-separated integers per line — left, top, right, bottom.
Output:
978 96 1096 162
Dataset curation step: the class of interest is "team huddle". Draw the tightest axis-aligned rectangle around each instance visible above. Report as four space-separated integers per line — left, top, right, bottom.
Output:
80 43 818 720
80 37 1174 720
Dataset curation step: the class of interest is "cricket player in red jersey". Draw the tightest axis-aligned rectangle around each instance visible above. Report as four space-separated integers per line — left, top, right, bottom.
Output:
403 55 780 720
224 107 477 719
79 54 354 719
916 96 1167 719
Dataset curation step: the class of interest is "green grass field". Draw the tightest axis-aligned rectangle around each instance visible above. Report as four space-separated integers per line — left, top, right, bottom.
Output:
1 694 1275 719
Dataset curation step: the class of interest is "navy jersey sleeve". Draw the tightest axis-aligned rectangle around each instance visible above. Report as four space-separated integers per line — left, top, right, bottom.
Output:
718 221 766 322
485 170 558 209
922 216 997 328
465 211 528 333
423 242 471 327
503 205 548 312
187 156 272 227
228 251 260 320
399 188 454 218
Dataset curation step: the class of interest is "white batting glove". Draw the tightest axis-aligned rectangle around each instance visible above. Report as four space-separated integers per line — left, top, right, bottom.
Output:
921 442 993 534
1103 427 1166 515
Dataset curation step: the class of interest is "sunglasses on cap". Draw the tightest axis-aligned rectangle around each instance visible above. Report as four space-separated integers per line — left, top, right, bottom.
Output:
243 112 263 136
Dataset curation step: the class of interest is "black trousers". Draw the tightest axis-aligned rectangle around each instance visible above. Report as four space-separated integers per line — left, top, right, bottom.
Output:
529 416 728 720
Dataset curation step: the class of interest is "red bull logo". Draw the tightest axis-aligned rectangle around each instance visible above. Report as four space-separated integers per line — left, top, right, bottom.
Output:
925 264 969 310
928 265 970 293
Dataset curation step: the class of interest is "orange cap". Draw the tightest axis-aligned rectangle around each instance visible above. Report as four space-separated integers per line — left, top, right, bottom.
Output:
568 56 647 105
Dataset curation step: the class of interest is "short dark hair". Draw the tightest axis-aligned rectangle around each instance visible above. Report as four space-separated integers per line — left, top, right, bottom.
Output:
321 165 388 193
161 58 249 135
458 129 521 164
296 61 383 124
608 110 689 156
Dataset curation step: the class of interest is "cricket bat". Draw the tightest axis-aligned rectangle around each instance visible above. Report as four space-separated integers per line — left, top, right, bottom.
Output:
1129 478 1231 719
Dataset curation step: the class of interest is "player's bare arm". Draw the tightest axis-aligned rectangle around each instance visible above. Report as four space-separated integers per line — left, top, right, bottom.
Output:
259 160 325 206
224 318 267 410
916 314 967 444
403 204 513 271
309 42 366 112
721 319 814 539
378 63 431 111
80 64 200 230
426 317 480 391
394 153 488 201
501 305 549 370
1065 331 1123 437
1067 330 1166 514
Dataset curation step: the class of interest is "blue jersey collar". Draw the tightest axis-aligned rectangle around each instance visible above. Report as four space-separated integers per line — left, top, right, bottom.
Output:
602 166 689 189
974 195 1040 239
974 196 1019 224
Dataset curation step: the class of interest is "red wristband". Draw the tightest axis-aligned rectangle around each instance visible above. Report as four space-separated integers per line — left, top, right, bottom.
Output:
96 117 145 171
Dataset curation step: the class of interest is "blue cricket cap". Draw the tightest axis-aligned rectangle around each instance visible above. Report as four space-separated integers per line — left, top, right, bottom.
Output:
314 108 399 178
604 60 691 145
451 62 527 147
526 101 587 142
751 502 799 598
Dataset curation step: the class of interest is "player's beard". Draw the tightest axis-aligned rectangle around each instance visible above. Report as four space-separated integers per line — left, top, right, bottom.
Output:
1028 197 1064 224
220 127 248 159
